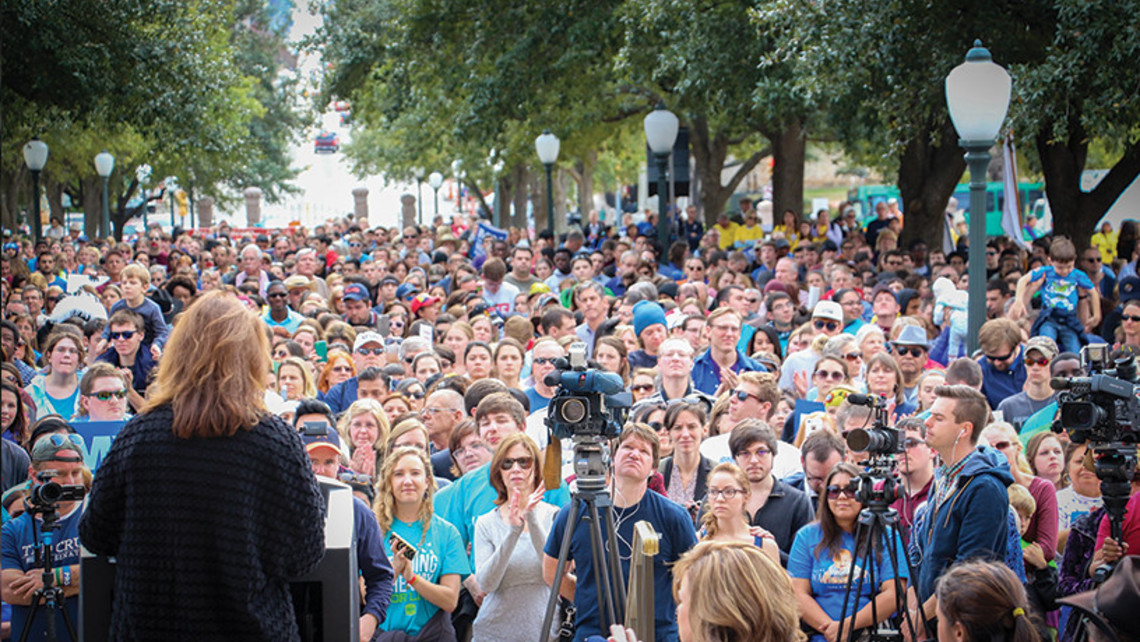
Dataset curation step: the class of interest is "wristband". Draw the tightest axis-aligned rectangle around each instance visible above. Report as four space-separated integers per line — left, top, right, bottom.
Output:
54 568 62 585
408 574 417 587
62 567 71 586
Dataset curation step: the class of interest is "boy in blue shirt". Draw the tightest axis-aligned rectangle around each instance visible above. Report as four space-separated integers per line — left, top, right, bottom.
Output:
1012 238 1099 354
100 263 170 360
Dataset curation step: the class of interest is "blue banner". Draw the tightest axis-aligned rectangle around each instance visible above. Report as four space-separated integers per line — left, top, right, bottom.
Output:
72 420 127 473
469 221 508 259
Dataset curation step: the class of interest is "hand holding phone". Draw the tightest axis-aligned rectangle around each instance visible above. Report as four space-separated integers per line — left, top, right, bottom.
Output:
388 532 417 561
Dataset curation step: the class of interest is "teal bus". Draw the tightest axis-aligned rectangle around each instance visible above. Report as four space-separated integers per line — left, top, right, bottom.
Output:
847 182 1045 237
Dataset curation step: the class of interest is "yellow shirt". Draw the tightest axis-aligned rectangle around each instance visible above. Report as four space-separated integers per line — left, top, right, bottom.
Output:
715 222 739 249
1091 231 1118 264
734 224 765 248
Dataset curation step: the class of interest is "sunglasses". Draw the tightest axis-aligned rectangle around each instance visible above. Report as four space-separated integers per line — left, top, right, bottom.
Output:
813 320 839 332
533 357 559 366
267 292 288 298
632 383 655 392
814 370 846 382
648 421 665 432
1123 315 1140 322
986 350 1016 363
338 472 372 485
991 440 1013 450
404 391 426 400
841 352 862 362
92 389 128 401
904 437 925 449
827 483 859 500
1025 356 1050 367
349 242 362 248
731 389 764 404
110 331 137 340
500 456 534 471
894 346 926 357
356 347 385 356
48 433 85 447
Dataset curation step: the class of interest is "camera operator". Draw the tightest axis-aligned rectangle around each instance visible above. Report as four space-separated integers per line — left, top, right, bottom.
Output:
891 417 937 545
1 433 88 641
542 424 699 642
908 385 1013 638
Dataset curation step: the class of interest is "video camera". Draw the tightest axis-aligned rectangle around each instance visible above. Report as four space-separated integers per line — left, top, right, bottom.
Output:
844 393 903 455
544 343 630 441
28 470 86 511
1053 345 1140 445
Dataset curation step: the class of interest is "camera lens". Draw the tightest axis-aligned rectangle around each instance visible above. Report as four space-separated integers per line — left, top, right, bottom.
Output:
560 399 587 424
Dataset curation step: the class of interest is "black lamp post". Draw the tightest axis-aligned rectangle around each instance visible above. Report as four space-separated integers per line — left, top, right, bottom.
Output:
644 103 679 250
945 40 1011 353
535 130 560 237
23 138 49 242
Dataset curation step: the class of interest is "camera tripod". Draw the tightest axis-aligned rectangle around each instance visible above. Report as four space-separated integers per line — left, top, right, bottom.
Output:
835 468 930 642
539 442 627 642
19 505 77 642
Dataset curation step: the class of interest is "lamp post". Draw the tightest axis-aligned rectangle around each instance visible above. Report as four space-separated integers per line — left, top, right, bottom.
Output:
167 177 179 228
94 150 115 239
413 167 425 224
945 39 1011 354
23 138 49 243
535 130 560 237
136 164 152 230
429 171 443 218
644 102 679 250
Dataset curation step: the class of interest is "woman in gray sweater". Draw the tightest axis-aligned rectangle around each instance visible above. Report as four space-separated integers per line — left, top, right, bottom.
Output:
472 432 559 642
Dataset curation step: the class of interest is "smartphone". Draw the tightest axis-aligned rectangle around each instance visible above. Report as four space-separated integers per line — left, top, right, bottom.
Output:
314 340 328 361
388 532 417 560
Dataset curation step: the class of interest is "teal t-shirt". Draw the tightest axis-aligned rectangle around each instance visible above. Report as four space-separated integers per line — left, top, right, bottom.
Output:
379 515 470 635
434 461 571 563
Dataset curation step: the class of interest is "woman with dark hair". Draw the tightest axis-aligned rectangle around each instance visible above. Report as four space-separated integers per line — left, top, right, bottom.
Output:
593 335 631 386
750 325 784 361
789 463 907 642
936 560 1042 642
491 338 524 389
2 380 30 445
464 341 494 381
699 462 781 564
659 400 714 509
864 352 917 419
471 433 557 641
1026 433 1067 490
80 290 326 639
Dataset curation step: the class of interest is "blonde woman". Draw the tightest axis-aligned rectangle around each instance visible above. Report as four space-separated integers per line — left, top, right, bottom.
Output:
338 398 391 478
699 463 780 564
275 356 316 401
373 447 467 640
982 422 1058 563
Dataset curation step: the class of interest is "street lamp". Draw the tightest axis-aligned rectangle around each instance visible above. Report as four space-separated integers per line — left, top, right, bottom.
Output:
945 39 1011 354
136 164 152 230
167 177 180 227
644 102 679 249
23 138 49 242
413 167 425 224
94 150 115 239
428 171 444 218
535 130 560 237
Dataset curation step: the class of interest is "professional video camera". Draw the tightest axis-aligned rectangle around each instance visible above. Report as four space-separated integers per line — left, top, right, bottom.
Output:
1052 345 1138 582
844 393 904 456
29 470 86 511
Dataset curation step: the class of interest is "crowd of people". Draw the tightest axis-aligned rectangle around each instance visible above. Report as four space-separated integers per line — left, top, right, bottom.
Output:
2 200 1140 642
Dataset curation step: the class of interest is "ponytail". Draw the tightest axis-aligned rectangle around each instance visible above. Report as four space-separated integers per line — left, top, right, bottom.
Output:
936 561 1042 642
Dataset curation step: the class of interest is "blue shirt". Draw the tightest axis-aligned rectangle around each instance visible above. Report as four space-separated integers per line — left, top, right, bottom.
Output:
788 523 908 642
691 348 766 395
525 386 553 414
544 490 698 642
2 504 83 641
1029 266 1094 312
262 308 306 335
977 349 1027 411
103 297 171 349
378 515 469 635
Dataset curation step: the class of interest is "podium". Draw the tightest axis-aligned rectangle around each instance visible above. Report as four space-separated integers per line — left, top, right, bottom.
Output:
81 479 359 641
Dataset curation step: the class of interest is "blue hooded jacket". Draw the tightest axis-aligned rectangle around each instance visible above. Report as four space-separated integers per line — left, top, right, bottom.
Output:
912 445 1013 602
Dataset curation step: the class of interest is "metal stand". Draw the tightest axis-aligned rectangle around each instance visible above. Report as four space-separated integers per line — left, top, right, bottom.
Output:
19 508 77 642
539 478 628 642
835 469 930 642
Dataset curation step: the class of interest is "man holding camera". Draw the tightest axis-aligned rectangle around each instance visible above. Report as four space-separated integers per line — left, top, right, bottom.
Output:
1 435 88 641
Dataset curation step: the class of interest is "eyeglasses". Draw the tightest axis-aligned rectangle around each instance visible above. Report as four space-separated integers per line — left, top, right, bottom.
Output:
533 357 559 366
454 442 491 458
357 347 385 356
48 433 85 447
991 440 1013 451
267 292 288 298
841 352 862 362
46 296 60 303
109 331 136 340
1123 315 1140 322
500 456 534 471
91 389 128 401
814 370 846 382
1025 356 1050 367
894 345 926 358
903 437 925 449
731 388 764 403
710 323 741 333
827 483 859 499
707 487 744 499
349 242 362 248
338 472 372 485
813 320 839 332
736 447 771 460
631 383 655 393
986 350 1016 363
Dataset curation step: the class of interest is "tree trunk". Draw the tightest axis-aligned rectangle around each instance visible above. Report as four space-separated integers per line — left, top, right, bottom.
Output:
769 119 806 222
574 150 597 219
1 168 24 232
512 165 528 230
689 114 770 228
897 119 967 253
494 176 509 229
81 176 101 238
553 168 570 234
1039 122 1140 252
44 172 65 227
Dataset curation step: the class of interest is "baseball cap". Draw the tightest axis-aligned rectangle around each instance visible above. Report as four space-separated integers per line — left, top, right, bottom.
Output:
31 433 85 464
354 331 385 352
1025 336 1059 361
1058 555 1140 641
301 426 343 457
395 283 420 301
812 300 843 322
380 275 400 287
1121 277 1140 304
343 283 371 302
411 294 441 315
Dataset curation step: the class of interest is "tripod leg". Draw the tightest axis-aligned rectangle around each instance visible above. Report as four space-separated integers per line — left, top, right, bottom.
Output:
587 498 617 633
601 506 627 624
838 519 866 642
17 595 42 642
58 592 78 642
883 524 918 642
540 496 581 642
